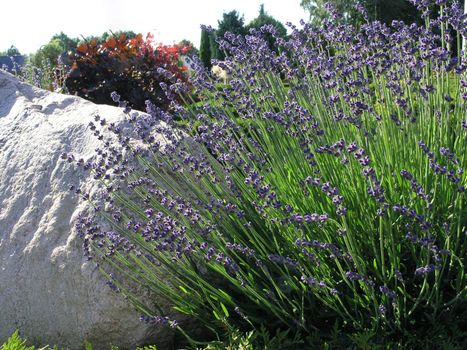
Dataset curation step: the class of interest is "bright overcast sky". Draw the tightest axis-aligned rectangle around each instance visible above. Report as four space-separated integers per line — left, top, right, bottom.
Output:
0 0 308 55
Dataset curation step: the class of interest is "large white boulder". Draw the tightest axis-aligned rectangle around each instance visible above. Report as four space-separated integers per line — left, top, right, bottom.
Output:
0 71 175 349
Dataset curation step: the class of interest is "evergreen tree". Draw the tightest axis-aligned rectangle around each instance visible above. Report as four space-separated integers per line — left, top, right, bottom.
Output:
209 32 221 61
200 28 212 69
216 10 247 60
246 4 287 52
6 45 21 56
0 45 21 56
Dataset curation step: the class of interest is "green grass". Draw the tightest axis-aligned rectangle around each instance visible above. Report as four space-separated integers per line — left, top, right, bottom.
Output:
1 331 42 350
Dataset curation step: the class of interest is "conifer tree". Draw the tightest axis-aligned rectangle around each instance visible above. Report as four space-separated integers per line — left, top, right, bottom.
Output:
246 4 287 51
216 10 247 60
199 28 212 69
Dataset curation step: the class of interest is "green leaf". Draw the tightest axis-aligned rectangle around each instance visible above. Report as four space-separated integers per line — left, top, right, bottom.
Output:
136 346 158 350
220 302 230 317
212 309 220 320
217 288 233 302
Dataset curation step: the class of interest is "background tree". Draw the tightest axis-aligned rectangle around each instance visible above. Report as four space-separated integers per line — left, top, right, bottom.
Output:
30 32 78 68
300 0 421 25
363 0 421 24
0 45 21 56
200 28 212 68
215 10 247 60
51 32 79 53
100 30 137 43
178 39 198 56
300 0 358 24
301 0 465 26
209 32 221 61
30 39 67 68
246 4 287 52
80 30 137 46
300 0 465 58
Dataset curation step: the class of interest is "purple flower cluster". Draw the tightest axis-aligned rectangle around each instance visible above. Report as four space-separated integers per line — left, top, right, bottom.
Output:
300 275 327 289
346 142 388 214
379 285 397 300
225 242 256 257
419 140 464 191
106 274 120 293
140 315 178 328
393 204 432 231
345 271 375 287
414 264 440 276
268 254 299 268
295 238 345 261
400 169 430 201
289 212 329 225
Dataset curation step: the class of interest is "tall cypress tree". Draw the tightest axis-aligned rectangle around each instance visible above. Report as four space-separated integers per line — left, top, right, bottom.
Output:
199 28 212 69
209 32 221 61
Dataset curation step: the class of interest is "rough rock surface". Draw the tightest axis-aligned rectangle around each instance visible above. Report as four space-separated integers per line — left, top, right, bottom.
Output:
0 71 174 349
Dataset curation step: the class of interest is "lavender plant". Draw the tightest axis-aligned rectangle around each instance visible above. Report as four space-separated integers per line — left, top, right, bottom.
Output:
1 56 69 92
70 1 466 346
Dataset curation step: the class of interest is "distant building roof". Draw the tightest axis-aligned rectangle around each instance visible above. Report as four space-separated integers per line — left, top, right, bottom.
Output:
0 55 26 72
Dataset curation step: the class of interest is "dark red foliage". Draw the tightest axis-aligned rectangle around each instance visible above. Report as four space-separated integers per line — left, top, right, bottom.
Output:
65 33 191 111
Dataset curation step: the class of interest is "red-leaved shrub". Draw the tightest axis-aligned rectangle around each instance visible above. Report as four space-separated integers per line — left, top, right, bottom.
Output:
65 33 191 111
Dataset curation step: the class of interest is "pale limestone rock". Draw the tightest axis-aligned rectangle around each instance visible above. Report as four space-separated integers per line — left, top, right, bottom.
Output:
0 71 175 349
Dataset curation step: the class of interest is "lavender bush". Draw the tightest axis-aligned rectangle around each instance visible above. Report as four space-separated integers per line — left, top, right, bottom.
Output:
1 56 68 92
70 1 466 347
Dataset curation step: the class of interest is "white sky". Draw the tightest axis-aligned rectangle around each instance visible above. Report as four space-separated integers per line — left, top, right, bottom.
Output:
0 0 308 55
